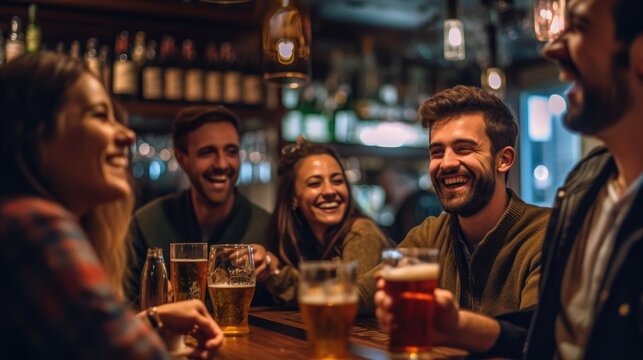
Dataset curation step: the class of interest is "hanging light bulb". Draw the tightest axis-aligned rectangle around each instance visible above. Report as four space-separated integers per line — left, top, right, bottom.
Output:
481 67 506 97
263 0 311 88
481 22 505 98
444 0 465 61
533 0 566 41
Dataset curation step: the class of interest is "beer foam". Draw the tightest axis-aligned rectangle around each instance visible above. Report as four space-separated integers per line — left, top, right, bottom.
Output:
208 283 255 288
382 263 439 281
299 292 359 305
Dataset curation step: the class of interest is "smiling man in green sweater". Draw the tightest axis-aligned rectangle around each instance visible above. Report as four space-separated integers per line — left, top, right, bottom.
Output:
359 85 550 316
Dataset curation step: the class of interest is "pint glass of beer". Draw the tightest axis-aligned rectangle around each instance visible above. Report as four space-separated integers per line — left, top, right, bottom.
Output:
169 243 208 302
208 244 256 336
299 261 358 359
382 248 439 358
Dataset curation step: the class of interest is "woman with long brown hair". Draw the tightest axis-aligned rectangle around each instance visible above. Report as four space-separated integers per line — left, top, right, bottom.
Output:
0 52 222 358
253 137 391 305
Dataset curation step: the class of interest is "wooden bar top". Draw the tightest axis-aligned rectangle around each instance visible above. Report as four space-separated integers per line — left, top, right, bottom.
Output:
211 307 468 360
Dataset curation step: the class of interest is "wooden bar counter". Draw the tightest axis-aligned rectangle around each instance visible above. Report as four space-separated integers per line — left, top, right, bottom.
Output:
212 308 468 359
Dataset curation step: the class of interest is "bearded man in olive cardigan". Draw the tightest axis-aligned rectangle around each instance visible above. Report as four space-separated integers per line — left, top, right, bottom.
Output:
359 86 550 316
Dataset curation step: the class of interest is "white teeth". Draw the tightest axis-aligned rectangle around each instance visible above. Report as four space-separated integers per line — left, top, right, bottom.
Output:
107 157 127 167
444 176 468 186
209 176 227 182
318 202 339 209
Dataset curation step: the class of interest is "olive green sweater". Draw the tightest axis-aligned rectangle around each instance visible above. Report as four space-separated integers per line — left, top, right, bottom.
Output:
358 190 550 316
265 218 391 307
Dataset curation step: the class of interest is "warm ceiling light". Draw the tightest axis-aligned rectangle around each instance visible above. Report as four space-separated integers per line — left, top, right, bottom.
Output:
263 0 311 88
533 0 566 41
481 67 506 98
444 0 465 61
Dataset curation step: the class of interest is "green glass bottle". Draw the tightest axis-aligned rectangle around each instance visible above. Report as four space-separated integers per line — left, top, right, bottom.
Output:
25 4 41 54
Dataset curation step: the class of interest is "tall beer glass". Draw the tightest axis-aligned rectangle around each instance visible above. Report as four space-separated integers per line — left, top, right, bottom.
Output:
299 261 358 359
208 244 256 336
382 248 439 358
169 243 208 302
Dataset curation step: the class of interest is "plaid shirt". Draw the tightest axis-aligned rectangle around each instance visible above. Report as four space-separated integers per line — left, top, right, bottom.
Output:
0 196 170 360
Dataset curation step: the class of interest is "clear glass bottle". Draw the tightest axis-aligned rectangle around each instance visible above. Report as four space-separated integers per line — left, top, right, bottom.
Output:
5 16 25 63
140 248 169 310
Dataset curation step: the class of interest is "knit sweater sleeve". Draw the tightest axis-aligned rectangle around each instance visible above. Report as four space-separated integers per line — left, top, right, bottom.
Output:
357 218 437 315
267 218 389 308
342 218 390 278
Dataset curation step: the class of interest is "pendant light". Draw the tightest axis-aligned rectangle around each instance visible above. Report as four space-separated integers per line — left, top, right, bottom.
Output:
533 0 566 41
263 0 311 88
444 0 465 61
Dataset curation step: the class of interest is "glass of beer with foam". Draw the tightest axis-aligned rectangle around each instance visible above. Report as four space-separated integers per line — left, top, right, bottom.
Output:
208 244 256 336
382 248 439 358
299 261 358 359
169 243 208 302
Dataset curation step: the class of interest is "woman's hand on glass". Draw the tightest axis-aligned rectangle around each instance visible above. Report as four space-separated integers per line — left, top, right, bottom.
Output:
156 300 224 357
251 244 279 282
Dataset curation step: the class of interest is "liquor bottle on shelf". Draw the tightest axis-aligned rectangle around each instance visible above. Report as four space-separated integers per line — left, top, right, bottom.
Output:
160 35 183 102
69 40 81 60
5 16 25 63
241 50 263 107
141 40 163 101
204 40 222 104
140 247 169 309
131 31 146 69
221 42 241 106
112 31 138 99
98 44 111 90
25 3 41 54
84 38 100 78
182 38 203 103
131 31 147 100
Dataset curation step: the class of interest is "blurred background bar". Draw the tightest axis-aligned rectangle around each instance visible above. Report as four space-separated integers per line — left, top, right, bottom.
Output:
0 0 599 230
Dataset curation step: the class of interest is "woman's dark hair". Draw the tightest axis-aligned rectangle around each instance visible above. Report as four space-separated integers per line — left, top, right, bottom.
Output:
0 52 89 197
268 137 363 268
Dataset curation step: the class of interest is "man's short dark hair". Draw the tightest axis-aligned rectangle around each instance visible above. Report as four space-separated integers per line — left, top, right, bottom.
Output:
418 85 518 155
172 105 240 153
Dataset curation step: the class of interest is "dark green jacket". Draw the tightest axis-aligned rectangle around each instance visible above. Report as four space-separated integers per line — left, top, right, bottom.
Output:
125 189 271 308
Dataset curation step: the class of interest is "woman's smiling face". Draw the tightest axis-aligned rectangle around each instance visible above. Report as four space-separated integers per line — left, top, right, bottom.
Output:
293 154 349 241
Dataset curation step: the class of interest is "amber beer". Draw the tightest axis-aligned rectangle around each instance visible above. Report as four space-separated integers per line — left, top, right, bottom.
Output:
299 293 358 359
208 283 255 335
170 258 208 302
383 263 439 355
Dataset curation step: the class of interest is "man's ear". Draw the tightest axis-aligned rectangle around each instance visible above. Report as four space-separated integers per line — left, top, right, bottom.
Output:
631 35 643 81
496 146 515 175
175 149 188 171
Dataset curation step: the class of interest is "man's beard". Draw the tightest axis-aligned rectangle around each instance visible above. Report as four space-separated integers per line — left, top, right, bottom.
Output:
433 167 496 217
565 52 632 135
190 169 234 207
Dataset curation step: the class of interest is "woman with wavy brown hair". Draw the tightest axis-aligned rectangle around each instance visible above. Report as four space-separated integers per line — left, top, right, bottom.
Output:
252 137 391 306
0 52 222 358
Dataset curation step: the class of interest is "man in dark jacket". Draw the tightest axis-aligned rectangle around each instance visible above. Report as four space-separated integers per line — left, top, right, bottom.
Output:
126 106 273 308
374 0 643 358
